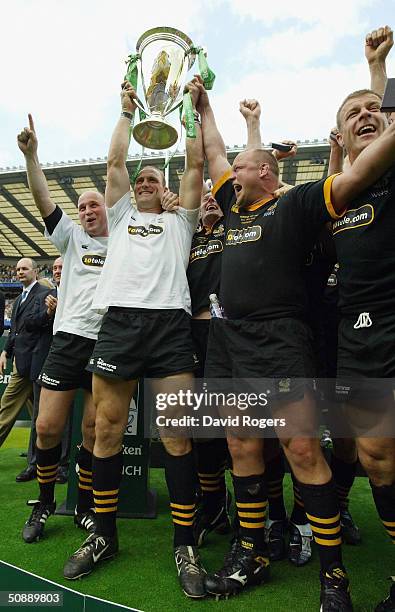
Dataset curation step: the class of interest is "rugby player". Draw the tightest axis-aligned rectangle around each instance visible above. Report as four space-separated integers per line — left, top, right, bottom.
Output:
333 72 395 610
62 79 205 598
195 74 395 610
17 115 108 544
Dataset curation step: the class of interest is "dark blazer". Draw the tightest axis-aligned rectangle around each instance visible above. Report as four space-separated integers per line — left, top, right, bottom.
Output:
4 282 48 379
25 288 57 382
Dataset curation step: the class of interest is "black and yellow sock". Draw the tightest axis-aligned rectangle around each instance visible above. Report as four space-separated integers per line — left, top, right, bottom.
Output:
331 454 357 510
370 481 395 544
265 453 287 521
290 473 308 525
92 452 123 537
233 473 267 550
196 439 227 514
298 479 343 572
36 443 61 504
76 445 94 513
165 450 196 547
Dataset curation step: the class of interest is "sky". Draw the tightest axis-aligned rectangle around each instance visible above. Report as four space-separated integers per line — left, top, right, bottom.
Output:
1 0 394 169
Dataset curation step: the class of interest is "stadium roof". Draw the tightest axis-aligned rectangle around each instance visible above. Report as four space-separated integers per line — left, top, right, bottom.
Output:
0 140 331 259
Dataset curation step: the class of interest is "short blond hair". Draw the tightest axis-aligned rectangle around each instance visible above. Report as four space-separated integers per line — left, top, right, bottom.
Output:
336 89 382 129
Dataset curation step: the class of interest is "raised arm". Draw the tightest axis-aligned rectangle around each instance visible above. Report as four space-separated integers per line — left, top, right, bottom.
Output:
328 128 344 175
196 77 231 186
365 25 393 96
105 82 137 208
239 99 262 149
331 120 395 212
17 115 55 218
178 79 204 210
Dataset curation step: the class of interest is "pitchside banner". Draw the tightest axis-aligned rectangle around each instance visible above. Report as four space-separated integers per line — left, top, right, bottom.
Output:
0 561 141 611
58 385 156 519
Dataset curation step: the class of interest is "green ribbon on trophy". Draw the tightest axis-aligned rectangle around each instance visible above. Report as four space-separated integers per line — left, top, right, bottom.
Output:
124 53 146 184
182 92 196 139
181 46 215 140
191 46 216 90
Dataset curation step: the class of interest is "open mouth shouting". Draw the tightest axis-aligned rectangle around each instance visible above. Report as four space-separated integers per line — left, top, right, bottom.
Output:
357 124 377 137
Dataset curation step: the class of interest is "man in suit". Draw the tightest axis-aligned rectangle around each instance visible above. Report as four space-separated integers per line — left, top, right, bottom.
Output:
0 258 47 447
16 257 72 483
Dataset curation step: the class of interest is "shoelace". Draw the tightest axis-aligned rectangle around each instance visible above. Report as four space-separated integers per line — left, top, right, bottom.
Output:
177 552 201 575
74 535 105 559
28 503 49 524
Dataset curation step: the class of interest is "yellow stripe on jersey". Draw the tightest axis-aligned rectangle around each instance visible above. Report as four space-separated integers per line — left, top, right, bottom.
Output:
324 173 345 220
212 170 233 198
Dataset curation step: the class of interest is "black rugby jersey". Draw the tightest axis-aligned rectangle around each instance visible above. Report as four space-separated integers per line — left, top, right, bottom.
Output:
305 227 337 329
187 218 225 316
332 165 395 316
212 171 338 320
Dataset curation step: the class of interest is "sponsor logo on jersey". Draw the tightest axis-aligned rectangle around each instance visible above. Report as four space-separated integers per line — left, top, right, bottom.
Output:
189 239 223 262
212 223 225 236
128 224 164 238
327 273 337 287
226 225 262 245
332 204 374 234
263 203 277 216
82 254 106 267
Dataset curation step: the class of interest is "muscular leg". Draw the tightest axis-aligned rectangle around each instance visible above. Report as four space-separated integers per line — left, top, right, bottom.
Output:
92 374 137 536
275 391 343 573
152 373 198 547
35 388 76 503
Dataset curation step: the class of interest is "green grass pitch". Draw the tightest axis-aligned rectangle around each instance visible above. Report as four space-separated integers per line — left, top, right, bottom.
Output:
0 429 393 611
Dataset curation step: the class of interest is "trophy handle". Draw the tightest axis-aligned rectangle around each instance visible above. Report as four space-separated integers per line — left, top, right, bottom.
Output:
134 96 147 114
163 99 182 118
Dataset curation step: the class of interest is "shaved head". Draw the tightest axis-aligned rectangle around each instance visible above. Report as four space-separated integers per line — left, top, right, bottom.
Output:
234 149 279 177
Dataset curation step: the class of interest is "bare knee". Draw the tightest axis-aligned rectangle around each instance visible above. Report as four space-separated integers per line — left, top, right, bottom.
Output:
282 438 319 470
358 440 395 485
36 414 63 447
227 437 262 463
162 437 192 456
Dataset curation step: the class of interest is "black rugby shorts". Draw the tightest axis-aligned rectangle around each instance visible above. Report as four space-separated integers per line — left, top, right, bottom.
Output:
336 311 395 400
38 331 95 391
205 317 315 402
87 307 197 380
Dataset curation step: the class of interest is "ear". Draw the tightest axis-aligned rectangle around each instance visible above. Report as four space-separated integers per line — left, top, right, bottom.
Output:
259 163 269 178
336 132 344 148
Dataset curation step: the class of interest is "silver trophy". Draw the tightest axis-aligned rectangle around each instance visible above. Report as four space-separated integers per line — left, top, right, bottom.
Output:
128 27 196 149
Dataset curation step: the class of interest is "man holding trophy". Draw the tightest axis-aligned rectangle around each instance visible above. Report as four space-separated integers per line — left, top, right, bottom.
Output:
61 76 207 598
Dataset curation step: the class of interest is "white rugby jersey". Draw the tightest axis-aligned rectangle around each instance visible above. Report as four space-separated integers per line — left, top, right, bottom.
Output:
45 211 108 339
92 192 199 314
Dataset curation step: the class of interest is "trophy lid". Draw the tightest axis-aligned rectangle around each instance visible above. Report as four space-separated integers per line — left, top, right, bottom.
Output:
136 27 195 69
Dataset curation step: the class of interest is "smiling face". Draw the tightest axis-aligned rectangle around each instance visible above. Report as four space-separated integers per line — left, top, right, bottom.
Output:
337 91 388 163
78 191 108 237
200 192 223 228
133 166 167 212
